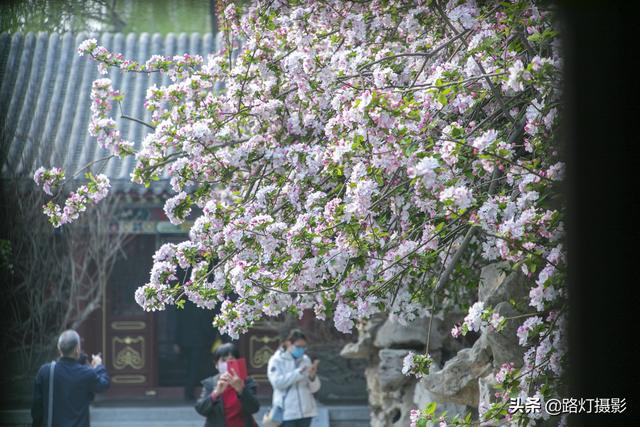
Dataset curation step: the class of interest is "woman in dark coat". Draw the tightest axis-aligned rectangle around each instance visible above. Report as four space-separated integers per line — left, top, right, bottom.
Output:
195 343 260 427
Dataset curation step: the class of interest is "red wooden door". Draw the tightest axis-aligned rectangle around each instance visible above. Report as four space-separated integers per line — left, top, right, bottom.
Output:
104 235 157 393
238 326 281 398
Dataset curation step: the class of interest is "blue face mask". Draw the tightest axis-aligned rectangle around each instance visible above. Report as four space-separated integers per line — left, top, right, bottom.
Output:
291 345 306 359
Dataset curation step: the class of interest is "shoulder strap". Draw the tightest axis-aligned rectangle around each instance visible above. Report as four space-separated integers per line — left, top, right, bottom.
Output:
281 357 301 407
281 385 291 408
47 361 55 427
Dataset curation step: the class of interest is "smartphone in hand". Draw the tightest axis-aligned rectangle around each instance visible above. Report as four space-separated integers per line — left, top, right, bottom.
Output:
227 358 248 380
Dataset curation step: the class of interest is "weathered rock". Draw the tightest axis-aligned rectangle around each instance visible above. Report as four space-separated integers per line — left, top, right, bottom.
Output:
479 262 528 306
374 315 443 350
478 372 500 426
423 334 493 407
366 365 384 408
370 411 386 427
393 382 418 426
340 341 370 359
362 313 388 336
367 353 418 427
414 366 468 420
485 302 525 368
377 349 412 391
311 345 368 402
369 382 416 427
478 262 509 303
436 309 472 365
359 261 535 426
340 313 386 359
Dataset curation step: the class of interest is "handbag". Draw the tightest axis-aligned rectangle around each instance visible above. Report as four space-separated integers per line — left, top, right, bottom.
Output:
262 406 283 427
262 386 291 427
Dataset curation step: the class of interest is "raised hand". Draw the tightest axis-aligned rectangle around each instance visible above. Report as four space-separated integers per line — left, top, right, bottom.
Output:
214 376 229 396
308 359 319 379
91 353 102 367
228 367 245 393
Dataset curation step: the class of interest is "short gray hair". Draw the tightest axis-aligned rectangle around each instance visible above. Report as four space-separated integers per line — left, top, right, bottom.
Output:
57 330 80 356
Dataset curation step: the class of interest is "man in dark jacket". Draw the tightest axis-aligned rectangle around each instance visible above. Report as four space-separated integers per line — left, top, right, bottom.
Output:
31 330 110 427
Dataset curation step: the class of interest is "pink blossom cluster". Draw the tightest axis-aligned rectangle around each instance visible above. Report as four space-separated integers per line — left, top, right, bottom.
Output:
402 351 432 380
88 78 133 156
456 302 506 336
402 352 417 376
495 362 516 384
463 301 485 332
42 174 110 227
42 1 565 423
409 409 421 427
517 316 543 346
33 166 65 195
163 191 191 225
78 38 203 79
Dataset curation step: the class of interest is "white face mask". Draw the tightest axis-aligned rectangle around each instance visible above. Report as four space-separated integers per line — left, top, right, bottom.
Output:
217 361 228 374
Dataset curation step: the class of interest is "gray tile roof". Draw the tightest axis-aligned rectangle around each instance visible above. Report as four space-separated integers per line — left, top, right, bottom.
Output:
1 31 216 194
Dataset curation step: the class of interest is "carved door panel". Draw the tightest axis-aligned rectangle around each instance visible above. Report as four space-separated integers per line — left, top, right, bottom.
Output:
238 327 281 397
105 235 156 388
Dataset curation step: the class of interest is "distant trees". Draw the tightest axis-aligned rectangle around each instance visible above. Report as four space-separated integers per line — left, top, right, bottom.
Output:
0 0 214 34
0 180 127 378
0 0 127 33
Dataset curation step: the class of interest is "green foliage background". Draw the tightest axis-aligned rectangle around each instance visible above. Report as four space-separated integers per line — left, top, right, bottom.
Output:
0 0 213 34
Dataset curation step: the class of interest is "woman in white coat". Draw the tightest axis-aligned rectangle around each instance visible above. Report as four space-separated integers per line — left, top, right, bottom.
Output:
267 329 321 427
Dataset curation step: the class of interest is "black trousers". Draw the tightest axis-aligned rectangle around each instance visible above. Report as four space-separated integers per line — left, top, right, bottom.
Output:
282 418 312 427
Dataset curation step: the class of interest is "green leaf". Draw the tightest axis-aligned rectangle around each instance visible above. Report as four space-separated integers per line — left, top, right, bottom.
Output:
352 134 365 151
425 401 437 416
450 126 463 139
437 91 448 106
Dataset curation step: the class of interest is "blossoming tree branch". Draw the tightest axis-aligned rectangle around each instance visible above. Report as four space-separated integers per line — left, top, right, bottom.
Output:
35 1 564 425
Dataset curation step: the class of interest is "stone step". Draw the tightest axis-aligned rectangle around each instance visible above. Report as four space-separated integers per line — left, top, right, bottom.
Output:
91 407 329 427
92 422 202 427
91 405 200 421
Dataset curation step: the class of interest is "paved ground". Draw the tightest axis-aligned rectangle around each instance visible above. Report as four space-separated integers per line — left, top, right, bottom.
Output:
90 405 329 427
0 404 369 427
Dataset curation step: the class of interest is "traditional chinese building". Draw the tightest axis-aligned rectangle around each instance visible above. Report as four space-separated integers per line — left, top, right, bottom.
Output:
0 31 367 403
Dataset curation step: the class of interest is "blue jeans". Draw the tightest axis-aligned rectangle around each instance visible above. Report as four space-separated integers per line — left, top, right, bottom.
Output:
281 418 312 427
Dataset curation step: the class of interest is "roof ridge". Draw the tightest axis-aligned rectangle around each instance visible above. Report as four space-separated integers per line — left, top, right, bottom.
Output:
0 31 216 37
